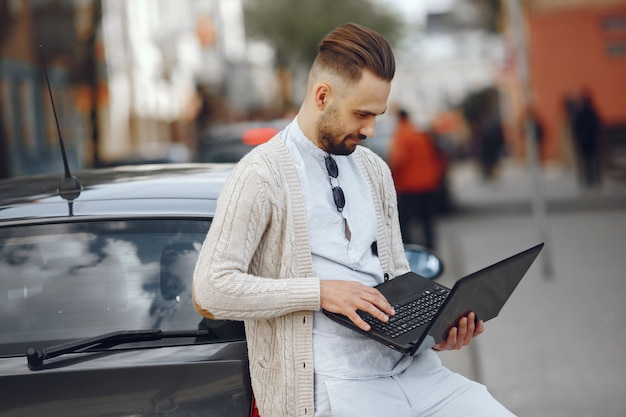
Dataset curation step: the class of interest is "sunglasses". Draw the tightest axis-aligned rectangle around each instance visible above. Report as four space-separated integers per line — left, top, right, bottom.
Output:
325 156 345 212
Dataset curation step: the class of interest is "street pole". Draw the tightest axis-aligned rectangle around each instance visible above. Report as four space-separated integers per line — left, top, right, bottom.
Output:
505 0 554 279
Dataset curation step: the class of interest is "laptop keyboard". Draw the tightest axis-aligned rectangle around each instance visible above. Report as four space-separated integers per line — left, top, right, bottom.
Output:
363 287 449 338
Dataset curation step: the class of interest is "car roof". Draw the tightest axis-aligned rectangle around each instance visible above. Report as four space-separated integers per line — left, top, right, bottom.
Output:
0 163 234 224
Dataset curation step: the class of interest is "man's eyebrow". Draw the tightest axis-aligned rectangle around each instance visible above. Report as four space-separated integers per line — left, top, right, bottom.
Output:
358 107 387 117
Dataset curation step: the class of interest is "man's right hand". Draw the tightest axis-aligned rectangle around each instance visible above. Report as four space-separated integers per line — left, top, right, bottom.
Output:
320 280 395 331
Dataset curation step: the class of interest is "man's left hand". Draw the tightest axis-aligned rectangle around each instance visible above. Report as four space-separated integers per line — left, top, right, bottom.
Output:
433 312 484 351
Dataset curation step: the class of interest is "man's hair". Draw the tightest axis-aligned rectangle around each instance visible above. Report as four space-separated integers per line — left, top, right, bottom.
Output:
312 23 395 84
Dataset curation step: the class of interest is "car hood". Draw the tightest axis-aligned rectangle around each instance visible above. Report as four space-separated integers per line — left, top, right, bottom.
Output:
0 164 234 222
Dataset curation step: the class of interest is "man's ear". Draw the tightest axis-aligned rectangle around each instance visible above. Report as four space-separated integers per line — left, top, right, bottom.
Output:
314 83 331 110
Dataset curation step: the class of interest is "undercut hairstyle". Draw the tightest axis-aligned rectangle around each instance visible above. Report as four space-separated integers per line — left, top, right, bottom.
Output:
311 23 395 85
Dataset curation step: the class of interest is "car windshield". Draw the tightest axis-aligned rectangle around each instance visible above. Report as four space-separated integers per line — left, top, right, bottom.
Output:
0 219 216 355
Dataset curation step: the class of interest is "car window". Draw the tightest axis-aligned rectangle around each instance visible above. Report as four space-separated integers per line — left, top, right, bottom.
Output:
0 219 244 355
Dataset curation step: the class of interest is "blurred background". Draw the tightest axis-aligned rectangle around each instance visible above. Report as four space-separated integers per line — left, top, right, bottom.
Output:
1 1 625 416
1 0 625 177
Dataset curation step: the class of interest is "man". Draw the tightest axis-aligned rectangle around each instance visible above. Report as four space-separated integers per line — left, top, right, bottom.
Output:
193 23 514 417
388 109 443 249
572 90 603 188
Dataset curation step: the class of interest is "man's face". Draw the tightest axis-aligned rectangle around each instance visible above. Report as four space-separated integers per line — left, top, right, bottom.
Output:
315 70 391 155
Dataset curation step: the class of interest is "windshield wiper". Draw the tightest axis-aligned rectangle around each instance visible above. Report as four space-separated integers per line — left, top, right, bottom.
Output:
26 329 210 371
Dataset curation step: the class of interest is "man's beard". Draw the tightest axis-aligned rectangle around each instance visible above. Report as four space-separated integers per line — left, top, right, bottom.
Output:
317 104 365 155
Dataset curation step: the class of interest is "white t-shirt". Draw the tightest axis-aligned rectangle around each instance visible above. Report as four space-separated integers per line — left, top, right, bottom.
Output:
283 118 412 379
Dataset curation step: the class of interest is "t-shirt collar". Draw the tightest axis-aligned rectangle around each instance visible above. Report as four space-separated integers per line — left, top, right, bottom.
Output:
291 117 328 160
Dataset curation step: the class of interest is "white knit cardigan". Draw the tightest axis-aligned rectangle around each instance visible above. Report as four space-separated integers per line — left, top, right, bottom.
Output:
192 134 409 417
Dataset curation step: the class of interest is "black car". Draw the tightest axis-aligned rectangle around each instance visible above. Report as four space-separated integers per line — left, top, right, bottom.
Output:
0 164 256 417
0 163 442 417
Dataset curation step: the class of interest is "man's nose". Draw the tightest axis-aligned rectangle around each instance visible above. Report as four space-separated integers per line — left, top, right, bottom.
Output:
359 119 376 138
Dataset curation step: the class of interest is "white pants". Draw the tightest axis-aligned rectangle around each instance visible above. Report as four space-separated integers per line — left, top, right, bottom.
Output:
314 350 515 417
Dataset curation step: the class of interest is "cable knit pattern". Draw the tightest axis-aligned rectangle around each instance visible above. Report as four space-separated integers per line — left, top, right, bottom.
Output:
193 134 409 417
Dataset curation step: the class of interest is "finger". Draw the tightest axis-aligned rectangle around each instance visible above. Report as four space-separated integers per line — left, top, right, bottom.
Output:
356 290 395 322
474 319 485 336
433 335 448 351
357 300 390 324
364 288 395 316
455 317 468 349
462 313 476 345
445 326 458 349
347 310 372 332
346 290 390 331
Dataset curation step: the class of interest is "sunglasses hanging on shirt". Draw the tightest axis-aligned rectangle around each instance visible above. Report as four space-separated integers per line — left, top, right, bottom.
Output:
325 155 351 241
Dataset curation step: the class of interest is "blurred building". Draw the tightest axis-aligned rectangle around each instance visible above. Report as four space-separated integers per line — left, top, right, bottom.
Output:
0 0 85 177
500 0 626 172
391 0 626 175
0 0 282 177
384 0 507 166
388 0 626 177
100 0 281 164
3 0 625 178
390 1 506 131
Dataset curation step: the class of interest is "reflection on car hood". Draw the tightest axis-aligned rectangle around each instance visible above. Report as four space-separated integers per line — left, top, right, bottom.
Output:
0 163 234 222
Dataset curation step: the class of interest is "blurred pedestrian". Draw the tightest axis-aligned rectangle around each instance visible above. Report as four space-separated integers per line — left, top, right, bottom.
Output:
478 110 505 181
524 105 545 160
572 90 603 188
388 109 443 250
559 91 580 170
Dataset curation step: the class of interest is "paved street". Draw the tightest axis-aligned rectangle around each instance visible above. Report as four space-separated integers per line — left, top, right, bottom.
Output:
432 160 626 417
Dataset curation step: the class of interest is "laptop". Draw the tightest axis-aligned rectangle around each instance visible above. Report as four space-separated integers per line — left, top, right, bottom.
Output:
323 243 544 356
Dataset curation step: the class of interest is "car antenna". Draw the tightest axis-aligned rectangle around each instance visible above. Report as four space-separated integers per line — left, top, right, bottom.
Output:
39 45 82 210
